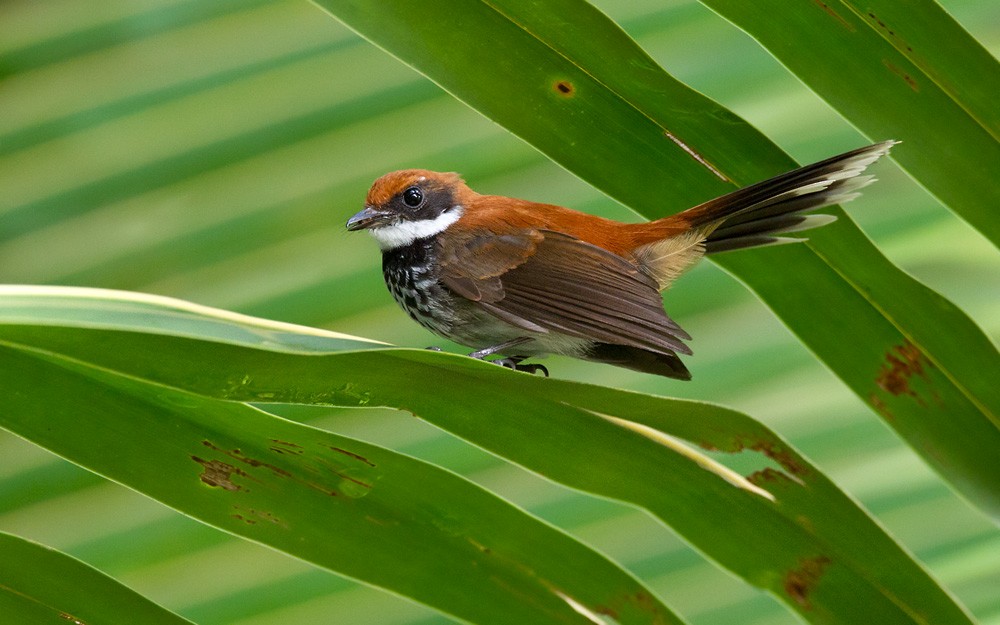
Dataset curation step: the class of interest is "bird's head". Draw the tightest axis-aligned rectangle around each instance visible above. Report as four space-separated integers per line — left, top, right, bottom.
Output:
347 170 469 250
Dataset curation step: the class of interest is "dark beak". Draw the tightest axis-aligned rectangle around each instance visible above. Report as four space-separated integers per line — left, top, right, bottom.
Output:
346 206 394 231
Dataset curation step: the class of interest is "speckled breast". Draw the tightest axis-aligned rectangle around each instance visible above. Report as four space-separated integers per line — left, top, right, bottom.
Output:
380 237 455 335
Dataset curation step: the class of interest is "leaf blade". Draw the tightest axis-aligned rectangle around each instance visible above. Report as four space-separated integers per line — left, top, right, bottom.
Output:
0 306 683 625
0 531 194 625
0 287 978 625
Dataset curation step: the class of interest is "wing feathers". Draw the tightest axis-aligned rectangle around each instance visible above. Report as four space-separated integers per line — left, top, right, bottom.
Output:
489 282 691 355
586 343 692 380
441 229 691 357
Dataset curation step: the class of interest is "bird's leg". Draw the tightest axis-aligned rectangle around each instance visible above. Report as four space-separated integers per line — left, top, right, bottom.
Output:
467 338 531 359
467 338 548 376
425 343 545 375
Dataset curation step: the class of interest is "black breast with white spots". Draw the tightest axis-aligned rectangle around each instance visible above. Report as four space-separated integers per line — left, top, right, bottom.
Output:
381 237 454 334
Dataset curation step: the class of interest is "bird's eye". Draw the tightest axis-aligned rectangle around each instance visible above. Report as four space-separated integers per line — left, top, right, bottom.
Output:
402 186 424 208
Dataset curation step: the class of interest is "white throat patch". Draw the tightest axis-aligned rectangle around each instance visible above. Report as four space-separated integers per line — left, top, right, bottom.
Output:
369 206 464 250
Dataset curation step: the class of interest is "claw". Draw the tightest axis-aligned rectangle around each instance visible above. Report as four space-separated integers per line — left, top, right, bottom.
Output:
492 357 519 370
516 363 549 377
465 341 548 376
492 358 548 377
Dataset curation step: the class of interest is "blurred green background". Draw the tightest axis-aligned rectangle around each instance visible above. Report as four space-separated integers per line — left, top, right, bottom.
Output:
1 0 998 623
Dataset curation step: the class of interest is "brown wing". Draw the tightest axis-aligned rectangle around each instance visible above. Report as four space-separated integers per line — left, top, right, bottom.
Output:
436 230 544 302
439 229 691 356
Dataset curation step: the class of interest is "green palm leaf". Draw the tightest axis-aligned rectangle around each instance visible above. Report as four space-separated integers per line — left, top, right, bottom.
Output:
0 286 977 624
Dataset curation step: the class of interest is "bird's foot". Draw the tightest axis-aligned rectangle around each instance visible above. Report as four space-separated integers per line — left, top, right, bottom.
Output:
466 339 547 376
491 357 549 377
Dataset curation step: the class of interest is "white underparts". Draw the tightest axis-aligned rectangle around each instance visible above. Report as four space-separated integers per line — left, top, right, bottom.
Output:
369 206 464 250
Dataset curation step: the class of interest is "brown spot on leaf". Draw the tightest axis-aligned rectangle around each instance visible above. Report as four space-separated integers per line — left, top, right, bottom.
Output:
595 605 620 620
631 590 659 613
269 445 302 455
882 59 919 92
233 505 288 528
337 473 372 489
876 341 930 400
198 438 383 500
327 445 377 467
594 589 669 623
315 457 371 494
304 480 341 497
868 12 914 51
553 80 575 96
785 556 831 609
868 392 895 421
813 0 855 31
751 440 809 477
59 614 86 625
269 439 304 455
202 440 291 477
192 456 242 491
748 467 791 485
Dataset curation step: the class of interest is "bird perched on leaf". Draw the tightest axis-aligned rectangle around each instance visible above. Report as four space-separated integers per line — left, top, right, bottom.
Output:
347 141 896 379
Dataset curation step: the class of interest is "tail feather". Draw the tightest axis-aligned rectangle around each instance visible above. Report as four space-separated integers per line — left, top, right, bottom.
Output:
683 141 897 253
705 213 836 254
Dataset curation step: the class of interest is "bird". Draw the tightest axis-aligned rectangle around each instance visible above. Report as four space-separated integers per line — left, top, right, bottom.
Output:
347 141 896 379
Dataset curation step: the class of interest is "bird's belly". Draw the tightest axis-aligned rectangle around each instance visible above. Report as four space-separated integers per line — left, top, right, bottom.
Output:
443 304 593 358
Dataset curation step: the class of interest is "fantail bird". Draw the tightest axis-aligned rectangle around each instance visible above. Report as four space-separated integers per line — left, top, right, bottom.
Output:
347 141 896 379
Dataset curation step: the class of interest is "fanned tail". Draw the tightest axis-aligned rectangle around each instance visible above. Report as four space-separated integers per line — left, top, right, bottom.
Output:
686 141 897 253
